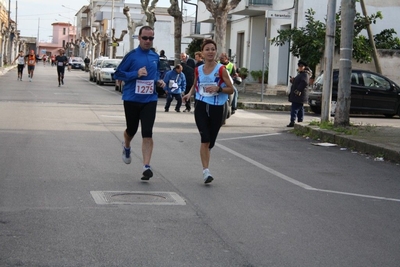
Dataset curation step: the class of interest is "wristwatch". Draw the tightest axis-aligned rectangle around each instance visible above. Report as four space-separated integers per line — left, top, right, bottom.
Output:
217 86 223 93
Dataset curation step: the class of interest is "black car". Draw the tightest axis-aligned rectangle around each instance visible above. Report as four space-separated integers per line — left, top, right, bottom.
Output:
308 69 400 117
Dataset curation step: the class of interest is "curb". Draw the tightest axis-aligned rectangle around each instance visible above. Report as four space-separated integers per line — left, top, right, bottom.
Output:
294 124 400 163
238 101 310 112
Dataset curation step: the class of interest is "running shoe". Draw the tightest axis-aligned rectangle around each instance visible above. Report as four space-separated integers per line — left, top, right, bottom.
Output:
122 142 131 164
141 168 153 181
203 169 214 184
61 79 64 85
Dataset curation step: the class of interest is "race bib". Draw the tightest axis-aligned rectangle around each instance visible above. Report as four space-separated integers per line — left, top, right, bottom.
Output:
135 80 154 95
199 82 218 97
58 62 64 66
29 60 35 65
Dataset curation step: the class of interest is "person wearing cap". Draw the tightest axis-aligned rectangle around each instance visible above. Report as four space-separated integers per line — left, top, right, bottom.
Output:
287 60 312 127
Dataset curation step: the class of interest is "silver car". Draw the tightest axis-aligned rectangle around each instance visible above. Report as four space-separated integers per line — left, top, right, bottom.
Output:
96 59 122 85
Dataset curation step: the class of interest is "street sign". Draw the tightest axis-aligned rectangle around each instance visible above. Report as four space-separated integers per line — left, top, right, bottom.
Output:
132 35 138 39
266 10 292 19
109 43 119 47
80 41 86 48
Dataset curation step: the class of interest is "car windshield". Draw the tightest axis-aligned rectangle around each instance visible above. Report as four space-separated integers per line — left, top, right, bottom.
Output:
102 61 120 68
72 58 83 62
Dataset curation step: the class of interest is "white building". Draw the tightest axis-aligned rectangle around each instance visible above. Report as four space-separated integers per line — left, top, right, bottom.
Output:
75 0 194 59
188 0 400 87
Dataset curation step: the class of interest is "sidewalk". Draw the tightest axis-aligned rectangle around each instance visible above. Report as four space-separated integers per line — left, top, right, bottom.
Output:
237 84 400 164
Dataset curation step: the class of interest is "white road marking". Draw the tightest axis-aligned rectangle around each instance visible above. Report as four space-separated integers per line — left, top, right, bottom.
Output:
218 133 281 141
216 142 400 203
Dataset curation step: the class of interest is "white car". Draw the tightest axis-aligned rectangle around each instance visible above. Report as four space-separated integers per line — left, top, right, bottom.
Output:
96 59 122 85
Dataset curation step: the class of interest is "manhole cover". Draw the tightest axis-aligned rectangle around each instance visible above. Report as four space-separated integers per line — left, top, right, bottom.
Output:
90 191 186 205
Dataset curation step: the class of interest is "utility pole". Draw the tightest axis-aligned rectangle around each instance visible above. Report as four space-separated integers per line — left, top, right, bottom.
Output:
111 0 115 59
359 0 382 74
335 0 356 127
320 0 337 123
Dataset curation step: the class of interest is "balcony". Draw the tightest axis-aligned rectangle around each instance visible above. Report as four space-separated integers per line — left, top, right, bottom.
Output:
229 0 272 16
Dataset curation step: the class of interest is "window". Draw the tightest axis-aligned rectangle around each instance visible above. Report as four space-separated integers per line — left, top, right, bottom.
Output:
63 28 66 35
362 72 390 90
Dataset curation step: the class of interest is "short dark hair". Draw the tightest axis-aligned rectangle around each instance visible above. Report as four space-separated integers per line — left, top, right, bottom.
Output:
139 26 154 36
201 39 217 51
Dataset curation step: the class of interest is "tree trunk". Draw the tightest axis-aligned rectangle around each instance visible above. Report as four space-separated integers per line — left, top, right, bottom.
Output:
335 0 356 127
200 0 240 55
214 11 228 55
168 0 182 65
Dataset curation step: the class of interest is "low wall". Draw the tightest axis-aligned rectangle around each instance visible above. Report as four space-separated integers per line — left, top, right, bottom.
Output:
319 49 400 85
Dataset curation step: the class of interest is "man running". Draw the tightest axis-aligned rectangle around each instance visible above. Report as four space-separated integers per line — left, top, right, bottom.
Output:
55 49 68 87
25 50 36 82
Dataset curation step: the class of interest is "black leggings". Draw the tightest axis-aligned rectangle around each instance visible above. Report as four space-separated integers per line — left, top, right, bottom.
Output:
194 101 223 149
124 101 157 138
17 64 24 75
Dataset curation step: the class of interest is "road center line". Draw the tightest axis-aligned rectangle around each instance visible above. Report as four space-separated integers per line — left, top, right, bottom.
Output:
216 143 400 203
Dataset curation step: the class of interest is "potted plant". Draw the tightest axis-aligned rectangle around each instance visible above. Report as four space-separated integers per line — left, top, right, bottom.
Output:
238 67 248 79
250 70 263 82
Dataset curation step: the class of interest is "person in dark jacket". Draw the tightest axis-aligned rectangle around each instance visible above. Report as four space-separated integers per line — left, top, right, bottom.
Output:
181 62 194 112
287 60 312 127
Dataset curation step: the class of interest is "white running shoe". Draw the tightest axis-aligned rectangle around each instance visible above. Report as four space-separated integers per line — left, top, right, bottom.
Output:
203 169 214 184
122 142 131 164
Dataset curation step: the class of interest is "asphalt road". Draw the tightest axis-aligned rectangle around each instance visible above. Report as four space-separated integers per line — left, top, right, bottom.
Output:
1 65 400 267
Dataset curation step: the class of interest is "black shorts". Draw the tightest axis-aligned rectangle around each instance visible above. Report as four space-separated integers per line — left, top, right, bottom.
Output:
57 66 65 75
194 100 224 149
124 101 157 138
17 64 24 73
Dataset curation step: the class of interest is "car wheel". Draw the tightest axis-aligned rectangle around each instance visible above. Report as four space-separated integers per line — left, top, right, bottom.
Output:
99 79 103 85
310 106 321 114
89 74 93 81
383 114 395 118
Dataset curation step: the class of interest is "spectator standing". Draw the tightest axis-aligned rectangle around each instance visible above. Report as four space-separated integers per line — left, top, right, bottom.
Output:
194 51 204 67
163 64 186 112
181 62 194 112
180 52 195 69
287 60 312 127
113 26 166 181
219 52 239 114
182 39 234 184
159 50 167 60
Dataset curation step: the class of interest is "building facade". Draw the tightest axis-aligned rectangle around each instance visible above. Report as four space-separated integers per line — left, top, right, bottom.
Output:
190 0 400 87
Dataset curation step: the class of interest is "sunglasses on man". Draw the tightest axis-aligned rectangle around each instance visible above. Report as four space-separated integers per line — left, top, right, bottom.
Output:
141 36 154 41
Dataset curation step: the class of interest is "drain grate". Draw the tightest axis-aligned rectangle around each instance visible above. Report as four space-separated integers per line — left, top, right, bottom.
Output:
90 191 186 205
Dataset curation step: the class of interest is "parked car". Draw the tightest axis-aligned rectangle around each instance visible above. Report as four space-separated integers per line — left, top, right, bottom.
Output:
308 69 400 117
115 80 124 93
70 57 85 70
96 59 122 85
89 58 107 82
